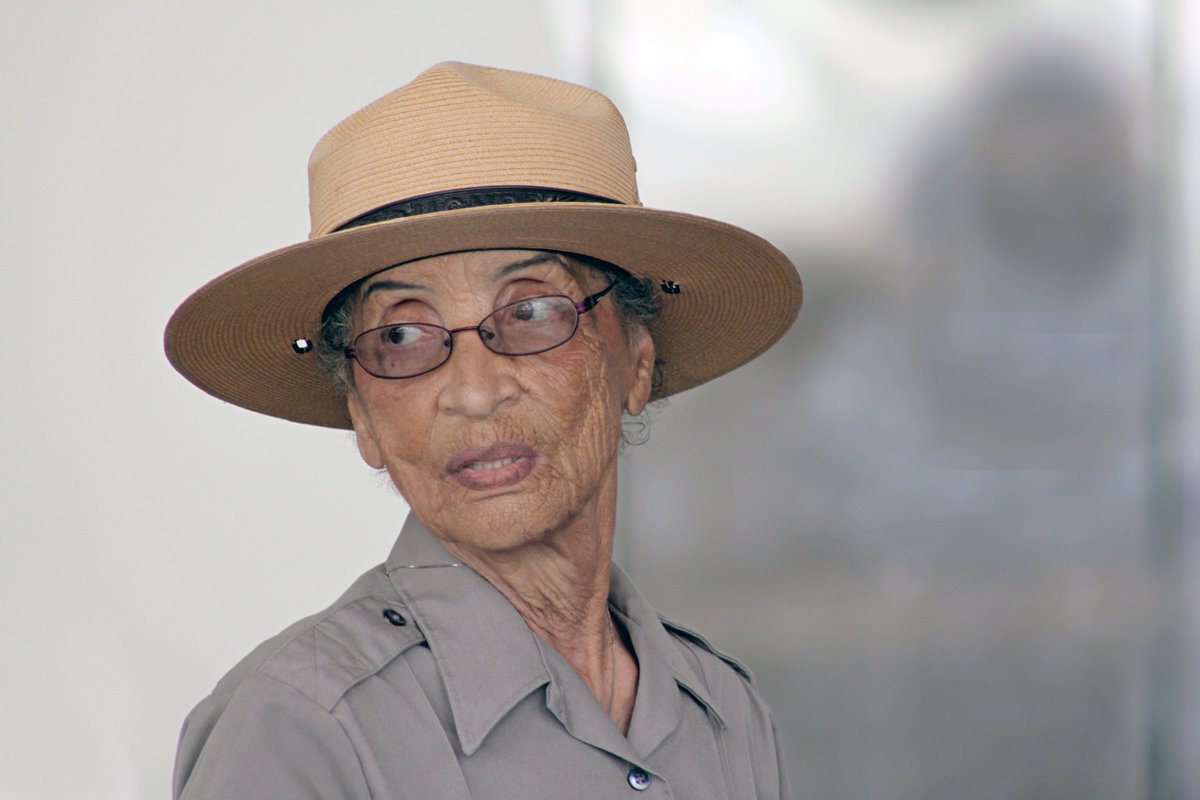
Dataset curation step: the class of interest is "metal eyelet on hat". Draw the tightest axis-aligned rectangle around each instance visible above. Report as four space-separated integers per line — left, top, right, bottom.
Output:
291 338 314 354
660 280 681 294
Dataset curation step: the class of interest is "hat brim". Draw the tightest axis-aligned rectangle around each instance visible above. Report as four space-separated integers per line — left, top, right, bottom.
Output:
164 202 802 429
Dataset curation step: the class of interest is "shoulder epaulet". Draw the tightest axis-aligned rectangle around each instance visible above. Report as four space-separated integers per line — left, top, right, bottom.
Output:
257 593 425 711
659 615 754 683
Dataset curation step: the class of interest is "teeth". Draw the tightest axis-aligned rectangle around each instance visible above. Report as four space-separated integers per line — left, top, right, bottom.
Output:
468 456 519 470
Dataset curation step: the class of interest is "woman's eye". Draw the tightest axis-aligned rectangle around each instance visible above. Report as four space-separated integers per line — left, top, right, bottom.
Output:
383 326 417 346
512 298 552 322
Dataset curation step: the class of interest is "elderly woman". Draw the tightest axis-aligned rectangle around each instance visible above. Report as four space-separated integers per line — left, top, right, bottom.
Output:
167 62 801 799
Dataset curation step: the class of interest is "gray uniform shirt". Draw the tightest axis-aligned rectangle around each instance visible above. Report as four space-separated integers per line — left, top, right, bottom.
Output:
174 516 790 799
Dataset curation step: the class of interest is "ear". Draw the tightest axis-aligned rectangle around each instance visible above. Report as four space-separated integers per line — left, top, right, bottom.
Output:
624 326 656 416
346 390 385 469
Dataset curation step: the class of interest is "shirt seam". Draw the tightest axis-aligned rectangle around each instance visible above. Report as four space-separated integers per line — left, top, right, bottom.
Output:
251 593 423 710
253 588 402 670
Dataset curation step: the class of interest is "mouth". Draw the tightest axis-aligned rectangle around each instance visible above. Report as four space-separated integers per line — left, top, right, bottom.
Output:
445 443 539 491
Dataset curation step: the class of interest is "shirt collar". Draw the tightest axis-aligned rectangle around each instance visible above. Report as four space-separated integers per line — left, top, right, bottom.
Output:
385 515 549 755
608 562 729 743
385 514 726 757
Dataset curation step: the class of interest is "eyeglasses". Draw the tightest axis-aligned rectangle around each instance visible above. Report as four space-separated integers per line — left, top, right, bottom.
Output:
345 282 617 379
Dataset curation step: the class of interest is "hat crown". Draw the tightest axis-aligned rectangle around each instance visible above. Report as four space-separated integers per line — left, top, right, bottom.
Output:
307 62 640 237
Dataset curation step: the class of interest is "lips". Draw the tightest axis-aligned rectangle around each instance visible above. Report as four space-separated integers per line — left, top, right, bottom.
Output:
445 443 539 490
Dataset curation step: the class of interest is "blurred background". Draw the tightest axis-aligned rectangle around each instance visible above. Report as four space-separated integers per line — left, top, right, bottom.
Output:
1 1 1196 798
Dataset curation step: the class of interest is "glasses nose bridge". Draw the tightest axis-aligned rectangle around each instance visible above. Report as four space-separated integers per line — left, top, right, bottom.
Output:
444 321 497 350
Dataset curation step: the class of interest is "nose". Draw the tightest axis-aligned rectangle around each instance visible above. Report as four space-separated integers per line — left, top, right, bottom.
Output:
435 330 521 419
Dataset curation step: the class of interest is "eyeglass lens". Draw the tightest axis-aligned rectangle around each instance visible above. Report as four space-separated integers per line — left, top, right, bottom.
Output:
351 294 582 379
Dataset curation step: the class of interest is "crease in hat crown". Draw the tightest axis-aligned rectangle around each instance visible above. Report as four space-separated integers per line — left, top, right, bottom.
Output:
307 62 641 238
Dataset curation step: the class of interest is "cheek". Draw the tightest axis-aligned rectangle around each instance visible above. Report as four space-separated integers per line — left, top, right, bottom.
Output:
352 383 440 487
527 334 629 471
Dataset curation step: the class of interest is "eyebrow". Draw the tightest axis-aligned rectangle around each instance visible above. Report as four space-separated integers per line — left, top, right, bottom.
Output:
492 252 565 280
362 252 567 300
361 278 425 300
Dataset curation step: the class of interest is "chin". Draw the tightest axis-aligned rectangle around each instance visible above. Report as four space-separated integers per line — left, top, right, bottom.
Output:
420 489 584 556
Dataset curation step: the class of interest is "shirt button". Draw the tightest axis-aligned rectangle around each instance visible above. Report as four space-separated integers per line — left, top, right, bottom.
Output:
627 767 651 791
382 608 407 626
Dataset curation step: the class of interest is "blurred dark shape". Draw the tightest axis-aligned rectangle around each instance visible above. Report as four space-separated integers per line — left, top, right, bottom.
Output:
908 40 1139 295
904 38 1146 471
970 48 1135 284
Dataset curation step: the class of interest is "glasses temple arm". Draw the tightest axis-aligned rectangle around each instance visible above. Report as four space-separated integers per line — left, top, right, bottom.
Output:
575 281 618 314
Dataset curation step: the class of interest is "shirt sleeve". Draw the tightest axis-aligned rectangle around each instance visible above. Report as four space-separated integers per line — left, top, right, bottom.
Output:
174 673 371 800
722 667 791 800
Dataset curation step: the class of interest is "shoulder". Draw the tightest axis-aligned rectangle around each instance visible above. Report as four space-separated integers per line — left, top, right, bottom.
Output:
193 564 425 715
656 613 776 735
659 614 755 683
174 565 426 798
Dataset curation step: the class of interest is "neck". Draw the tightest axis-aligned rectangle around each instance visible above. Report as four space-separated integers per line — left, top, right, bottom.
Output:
437 470 636 731
442 474 616 651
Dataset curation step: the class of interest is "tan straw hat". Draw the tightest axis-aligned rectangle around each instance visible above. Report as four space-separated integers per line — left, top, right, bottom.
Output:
165 62 802 428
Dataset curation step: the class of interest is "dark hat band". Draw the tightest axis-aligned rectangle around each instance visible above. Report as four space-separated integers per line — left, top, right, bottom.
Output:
335 186 621 231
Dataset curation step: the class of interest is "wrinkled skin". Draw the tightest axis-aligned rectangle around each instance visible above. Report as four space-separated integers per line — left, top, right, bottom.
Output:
346 249 656 568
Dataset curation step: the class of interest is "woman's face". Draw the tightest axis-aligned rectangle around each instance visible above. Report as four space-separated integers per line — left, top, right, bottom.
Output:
346 249 655 556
